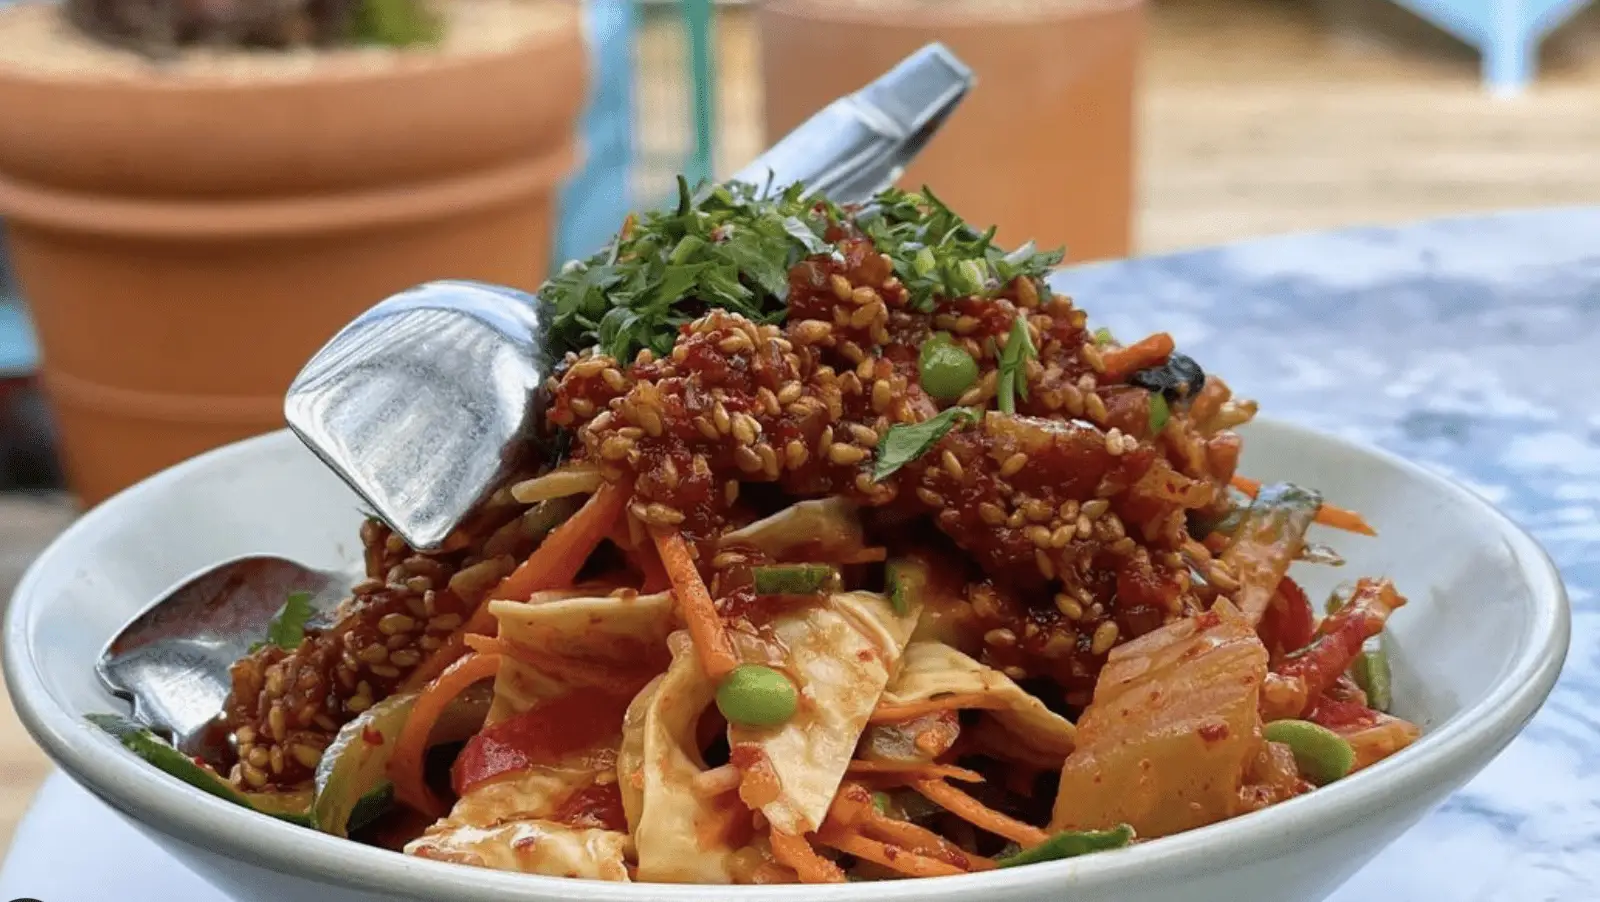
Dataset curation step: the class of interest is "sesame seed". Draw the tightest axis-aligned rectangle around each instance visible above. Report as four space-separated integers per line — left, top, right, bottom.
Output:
1000 452 1029 478
242 763 268 788
1086 392 1109 422
828 442 868 466
378 613 416 635
1050 525 1074 548
778 382 804 405
247 746 270 768
390 649 422 669
358 644 389 665
1026 525 1052 547
602 367 627 391
369 664 401 679
725 480 741 505
849 424 879 448
428 613 463 632
731 414 758 445
979 502 1006 526
850 286 879 306
984 628 1017 647
829 274 853 301
269 746 284 775
1035 549 1056 578
268 706 287 742
735 445 765 473
1002 665 1029 680
1082 499 1110 519
784 440 809 470
941 450 965 480
1104 428 1126 455
916 487 945 507
292 744 324 770
1091 621 1120 655
694 416 720 441
712 403 732 435
1081 341 1106 373
1055 593 1085 619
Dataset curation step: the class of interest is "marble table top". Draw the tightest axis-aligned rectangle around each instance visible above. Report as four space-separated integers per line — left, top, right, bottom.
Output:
2 207 1595 901
1053 207 1600 902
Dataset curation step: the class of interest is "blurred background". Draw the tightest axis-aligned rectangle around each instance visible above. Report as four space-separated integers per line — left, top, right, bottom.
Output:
3 0 1600 853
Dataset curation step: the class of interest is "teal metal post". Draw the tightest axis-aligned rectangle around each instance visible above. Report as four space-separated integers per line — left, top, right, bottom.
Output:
683 0 716 184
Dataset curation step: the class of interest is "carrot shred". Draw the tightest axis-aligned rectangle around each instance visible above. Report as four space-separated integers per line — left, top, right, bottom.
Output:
814 828 967 878
856 809 994 872
869 692 1010 723
652 527 739 680
1101 332 1175 382
388 652 502 818
837 546 888 564
845 760 985 783
769 830 845 884
1231 475 1377 536
912 778 1050 847
399 482 629 693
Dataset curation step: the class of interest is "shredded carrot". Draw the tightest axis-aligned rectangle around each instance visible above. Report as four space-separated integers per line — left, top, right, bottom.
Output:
869 692 1010 723
388 652 502 818
857 810 995 871
652 527 739 680
495 480 631 601
913 779 1050 848
837 546 888 564
769 830 845 884
1231 475 1377 536
399 482 629 692
845 760 985 783
1101 332 1175 382
814 828 966 878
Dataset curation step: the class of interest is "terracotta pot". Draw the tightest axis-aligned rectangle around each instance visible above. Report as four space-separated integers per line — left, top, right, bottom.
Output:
759 0 1143 263
0 2 587 505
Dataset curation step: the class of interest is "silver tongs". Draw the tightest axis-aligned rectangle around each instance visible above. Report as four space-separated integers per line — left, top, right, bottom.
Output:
285 43 975 552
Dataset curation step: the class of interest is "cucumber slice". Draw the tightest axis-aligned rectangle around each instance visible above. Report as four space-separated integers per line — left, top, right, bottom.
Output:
88 713 315 825
311 691 417 836
88 713 250 805
751 563 838 596
995 824 1135 868
1351 636 1393 713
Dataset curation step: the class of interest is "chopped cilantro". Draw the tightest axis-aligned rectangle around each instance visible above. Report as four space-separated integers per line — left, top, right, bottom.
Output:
872 407 980 482
252 591 315 653
539 180 1065 363
997 316 1038 415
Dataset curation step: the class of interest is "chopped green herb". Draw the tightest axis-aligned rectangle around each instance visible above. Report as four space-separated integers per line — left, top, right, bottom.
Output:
995 824 1135 868
1148 392 1170 435
872 791 892 814
996 316 1038 415
540 181 1063 362
254 591 315 653
751 564 838 596
872 407 979 482
1093 327 1114 345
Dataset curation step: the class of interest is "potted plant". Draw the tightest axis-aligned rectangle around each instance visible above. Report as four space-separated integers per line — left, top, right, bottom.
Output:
758 0 1143 263
0 0 588 505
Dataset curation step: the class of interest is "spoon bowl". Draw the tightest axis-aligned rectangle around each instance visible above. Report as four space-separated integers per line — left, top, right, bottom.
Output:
95 555 352 761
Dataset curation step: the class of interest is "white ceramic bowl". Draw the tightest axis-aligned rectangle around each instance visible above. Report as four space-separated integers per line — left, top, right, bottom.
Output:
4 420 1569 902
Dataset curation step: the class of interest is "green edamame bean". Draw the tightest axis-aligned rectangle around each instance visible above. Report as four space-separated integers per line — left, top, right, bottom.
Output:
716 665 798 728
1263 719 1355 786
918 335 979 401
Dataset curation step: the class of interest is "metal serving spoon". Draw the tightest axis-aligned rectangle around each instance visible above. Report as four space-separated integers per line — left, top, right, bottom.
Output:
96 556 354 759
98 43 975 750
286 41 975 553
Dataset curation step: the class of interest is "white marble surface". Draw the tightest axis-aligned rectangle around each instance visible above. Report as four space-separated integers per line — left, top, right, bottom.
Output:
3 208 1595 900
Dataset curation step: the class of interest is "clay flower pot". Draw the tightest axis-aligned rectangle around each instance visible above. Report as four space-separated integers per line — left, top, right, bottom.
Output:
0 0 587 505
759 0 1144 262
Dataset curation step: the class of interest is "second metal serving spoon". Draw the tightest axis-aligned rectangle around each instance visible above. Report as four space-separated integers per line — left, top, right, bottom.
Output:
98 43 975 750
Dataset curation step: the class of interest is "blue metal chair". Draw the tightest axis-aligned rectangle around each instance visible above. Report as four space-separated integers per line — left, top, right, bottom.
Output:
1374 0 1593 94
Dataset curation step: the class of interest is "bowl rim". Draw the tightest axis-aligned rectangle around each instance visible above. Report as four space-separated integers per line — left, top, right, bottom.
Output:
4 419 1571 901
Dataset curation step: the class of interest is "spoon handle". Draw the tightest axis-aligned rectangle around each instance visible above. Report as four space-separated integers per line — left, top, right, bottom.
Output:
728 42 974 204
